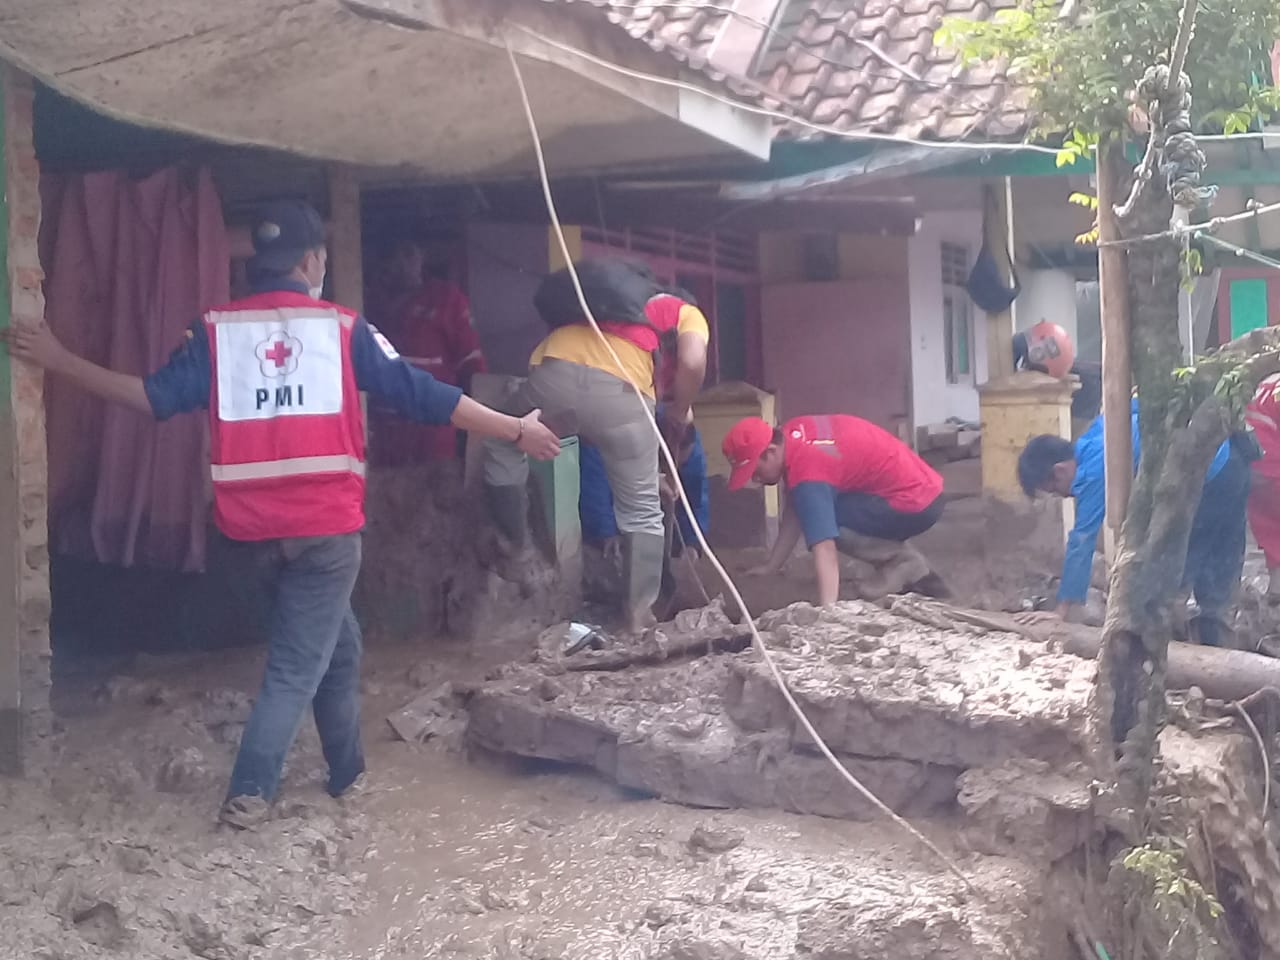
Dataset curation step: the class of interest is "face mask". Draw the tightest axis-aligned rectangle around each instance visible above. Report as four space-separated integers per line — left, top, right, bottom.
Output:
308 272 326 300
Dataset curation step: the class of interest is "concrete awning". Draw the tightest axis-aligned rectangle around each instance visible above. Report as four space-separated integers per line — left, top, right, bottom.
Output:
0 0 772 179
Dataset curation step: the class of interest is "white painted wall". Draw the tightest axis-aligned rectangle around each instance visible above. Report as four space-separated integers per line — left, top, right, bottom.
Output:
1017 269 1079 343
909 220 1084 430
908 209 986 427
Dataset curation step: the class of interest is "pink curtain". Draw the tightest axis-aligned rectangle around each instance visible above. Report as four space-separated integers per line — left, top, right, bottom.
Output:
40 167 229 572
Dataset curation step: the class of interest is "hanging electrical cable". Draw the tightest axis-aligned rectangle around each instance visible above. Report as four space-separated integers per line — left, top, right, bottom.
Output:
502 33 976 890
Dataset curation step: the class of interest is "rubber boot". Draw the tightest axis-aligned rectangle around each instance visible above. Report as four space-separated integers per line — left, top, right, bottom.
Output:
484 483 529 550
877 542 931 596
483 483 540 595
835 530 906 563
622 532 667 635
846 558 891 601
836 531 931 597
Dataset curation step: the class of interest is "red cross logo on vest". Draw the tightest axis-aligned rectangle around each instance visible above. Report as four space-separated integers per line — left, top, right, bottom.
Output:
255 331 302 378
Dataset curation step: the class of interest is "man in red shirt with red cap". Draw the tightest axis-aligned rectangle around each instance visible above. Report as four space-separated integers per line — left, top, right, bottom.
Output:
724 414 945 605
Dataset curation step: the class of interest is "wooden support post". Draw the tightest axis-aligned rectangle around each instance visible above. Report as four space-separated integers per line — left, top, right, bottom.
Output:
327 166 364 314
0 77 16 774
982 177 1018 381
0 68 50 776
1097 142 1132 557
327 166 367 440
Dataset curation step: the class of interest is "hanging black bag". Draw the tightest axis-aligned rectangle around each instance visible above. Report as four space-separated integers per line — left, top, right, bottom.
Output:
966 185 1021 313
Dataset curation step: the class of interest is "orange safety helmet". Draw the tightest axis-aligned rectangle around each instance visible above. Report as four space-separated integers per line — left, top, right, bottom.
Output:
1023 320 1076 379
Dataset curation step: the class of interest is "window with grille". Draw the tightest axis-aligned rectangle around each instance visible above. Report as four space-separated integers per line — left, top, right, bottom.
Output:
941 243 973 384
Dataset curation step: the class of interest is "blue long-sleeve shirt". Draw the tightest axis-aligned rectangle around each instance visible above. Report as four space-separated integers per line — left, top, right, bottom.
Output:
1059 398 1229 603
143 278 463 424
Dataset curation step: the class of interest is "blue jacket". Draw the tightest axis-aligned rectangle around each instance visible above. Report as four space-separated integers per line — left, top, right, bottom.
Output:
580 427 710 546
1059 398 1229 603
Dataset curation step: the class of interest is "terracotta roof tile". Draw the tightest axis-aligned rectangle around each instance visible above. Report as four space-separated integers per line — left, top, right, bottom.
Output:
541 0 1032 142
750 0 1031 140
541 0 732 75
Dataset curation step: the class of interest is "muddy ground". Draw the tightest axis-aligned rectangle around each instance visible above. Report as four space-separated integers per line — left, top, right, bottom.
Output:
1 625 1052 960
7 480 1280 959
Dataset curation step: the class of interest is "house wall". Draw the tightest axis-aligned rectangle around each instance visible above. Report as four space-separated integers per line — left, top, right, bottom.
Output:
466 223 570 377
762 280 912 429
758 231 912 434
907 187 1083 429
1 67 51 772
908 209 987 427
1017 268 1079 342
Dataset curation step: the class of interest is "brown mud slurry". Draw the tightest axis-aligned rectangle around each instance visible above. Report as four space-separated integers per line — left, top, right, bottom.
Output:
3 614 1072 960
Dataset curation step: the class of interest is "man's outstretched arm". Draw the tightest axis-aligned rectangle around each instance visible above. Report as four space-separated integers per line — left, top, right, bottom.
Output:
3 320 152 415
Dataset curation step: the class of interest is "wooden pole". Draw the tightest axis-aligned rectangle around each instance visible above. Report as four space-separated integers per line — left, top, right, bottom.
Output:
0 70 18 775
327 166 368 442
982 177 1018 382
327 166 364 314
1097 141 1132 554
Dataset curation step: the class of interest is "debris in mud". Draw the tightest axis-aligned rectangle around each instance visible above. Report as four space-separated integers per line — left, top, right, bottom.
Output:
70 899 128 950
155 746 212 794
356 464 577 642
386 681 467 746
688 825 745 855
955 760 1093 861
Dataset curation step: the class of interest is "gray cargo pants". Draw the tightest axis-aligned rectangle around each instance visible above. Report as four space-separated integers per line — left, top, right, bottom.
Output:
483 358 663 538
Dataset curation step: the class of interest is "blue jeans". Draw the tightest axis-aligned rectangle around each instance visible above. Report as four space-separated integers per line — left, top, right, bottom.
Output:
226 533 365 802
1183 441 1251 646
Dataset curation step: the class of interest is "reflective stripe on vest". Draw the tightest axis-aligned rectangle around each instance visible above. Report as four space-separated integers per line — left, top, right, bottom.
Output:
210 454 368 483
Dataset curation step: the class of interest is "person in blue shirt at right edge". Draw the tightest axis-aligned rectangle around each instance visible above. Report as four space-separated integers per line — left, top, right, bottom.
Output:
1016 397 1255 647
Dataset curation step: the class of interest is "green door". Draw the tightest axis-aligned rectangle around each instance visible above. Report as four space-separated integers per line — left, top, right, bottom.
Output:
1229 278 1269 337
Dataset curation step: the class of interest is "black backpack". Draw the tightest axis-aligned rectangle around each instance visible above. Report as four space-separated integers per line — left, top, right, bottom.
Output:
534 257 665 330
534 258 686 390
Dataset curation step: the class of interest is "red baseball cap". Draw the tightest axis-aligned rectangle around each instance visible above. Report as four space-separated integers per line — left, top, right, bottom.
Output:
723 417 774 491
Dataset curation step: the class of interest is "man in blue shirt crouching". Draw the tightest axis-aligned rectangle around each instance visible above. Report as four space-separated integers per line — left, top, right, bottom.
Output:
1017 398 1252 646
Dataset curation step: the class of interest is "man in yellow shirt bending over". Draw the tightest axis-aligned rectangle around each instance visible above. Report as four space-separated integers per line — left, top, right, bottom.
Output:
483 259 709 635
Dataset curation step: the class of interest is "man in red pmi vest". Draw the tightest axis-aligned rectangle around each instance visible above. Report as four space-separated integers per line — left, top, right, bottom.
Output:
484 260 708 634
725 414 945 605
3 200 561 828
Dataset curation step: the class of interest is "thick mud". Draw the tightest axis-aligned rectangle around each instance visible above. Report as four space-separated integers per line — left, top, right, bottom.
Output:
6 588 1280 958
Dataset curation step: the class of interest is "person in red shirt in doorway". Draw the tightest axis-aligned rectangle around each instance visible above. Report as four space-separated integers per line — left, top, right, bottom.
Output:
367 236 486 465
725 415 946 605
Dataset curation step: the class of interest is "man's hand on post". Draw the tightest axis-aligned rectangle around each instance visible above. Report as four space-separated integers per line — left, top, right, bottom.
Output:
1 319 70 373
516 408 561 461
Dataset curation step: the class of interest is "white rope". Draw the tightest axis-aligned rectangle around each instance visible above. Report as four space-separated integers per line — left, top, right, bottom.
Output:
509 21 1061 157
503 35 975 890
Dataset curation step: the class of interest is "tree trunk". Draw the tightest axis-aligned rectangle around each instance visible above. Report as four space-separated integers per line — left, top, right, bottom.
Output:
1092 66 1225 826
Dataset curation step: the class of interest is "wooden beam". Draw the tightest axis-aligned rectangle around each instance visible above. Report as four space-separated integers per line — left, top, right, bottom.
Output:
327 165 367 443
327 166 364 313
0 66 17 775
0 68 49 776
982 178 1018 381
1097 141 1132 543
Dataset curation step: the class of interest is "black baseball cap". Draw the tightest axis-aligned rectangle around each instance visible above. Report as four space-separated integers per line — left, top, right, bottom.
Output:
249 200 327 273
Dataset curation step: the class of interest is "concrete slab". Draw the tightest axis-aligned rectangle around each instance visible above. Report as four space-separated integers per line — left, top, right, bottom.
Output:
724 602 1098 769
464 600 1099 825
